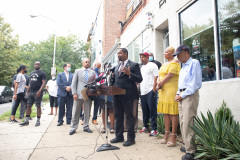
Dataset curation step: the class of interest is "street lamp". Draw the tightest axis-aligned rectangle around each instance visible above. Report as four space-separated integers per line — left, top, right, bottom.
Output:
30 14 57 75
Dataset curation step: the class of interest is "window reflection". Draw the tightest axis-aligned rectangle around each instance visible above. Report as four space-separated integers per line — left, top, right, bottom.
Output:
218 0 240 78
180 0 216 82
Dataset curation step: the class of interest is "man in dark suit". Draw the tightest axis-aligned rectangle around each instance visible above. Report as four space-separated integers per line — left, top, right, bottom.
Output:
110 48 142 147
57 63 73 126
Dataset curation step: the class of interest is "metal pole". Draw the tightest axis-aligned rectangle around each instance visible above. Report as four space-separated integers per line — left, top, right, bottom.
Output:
52 34 57 74
105 95 108 144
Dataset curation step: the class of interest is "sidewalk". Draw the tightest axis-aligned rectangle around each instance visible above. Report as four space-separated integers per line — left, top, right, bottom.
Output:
0 103 184 160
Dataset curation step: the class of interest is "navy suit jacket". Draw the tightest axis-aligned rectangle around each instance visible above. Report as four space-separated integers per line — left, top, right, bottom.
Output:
112 60 142 100
57 72 73 97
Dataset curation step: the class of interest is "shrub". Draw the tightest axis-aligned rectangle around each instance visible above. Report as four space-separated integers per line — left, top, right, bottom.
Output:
215 100 234 125
157 113 165 134
190 105 240 159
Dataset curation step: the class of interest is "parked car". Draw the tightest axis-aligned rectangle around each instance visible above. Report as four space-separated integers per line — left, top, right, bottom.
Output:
0 85 13 104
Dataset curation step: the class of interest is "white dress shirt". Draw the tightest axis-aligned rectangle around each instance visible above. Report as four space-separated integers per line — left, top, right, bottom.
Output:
177 57 202 99
64 71 69 82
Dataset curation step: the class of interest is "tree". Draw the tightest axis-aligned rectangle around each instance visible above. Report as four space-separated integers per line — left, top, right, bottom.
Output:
19 34 90 80
0 16 19 85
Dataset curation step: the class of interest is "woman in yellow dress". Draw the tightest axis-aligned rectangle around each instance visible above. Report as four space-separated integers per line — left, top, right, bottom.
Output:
156 46 180 147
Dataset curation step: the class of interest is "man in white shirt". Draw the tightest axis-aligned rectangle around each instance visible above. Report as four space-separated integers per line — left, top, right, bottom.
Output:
139 52 159 136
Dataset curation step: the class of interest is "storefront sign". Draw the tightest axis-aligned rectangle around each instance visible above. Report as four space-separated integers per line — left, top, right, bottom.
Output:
159 0 166 8
192 35 200 55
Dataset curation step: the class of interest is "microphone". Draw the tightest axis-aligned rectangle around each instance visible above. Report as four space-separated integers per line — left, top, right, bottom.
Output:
94 75 104 82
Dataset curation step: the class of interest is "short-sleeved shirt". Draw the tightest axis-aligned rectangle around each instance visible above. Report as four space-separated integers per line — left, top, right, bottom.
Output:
16 73 26 94
140 62 159 95
46 79 58 97
29 70 46 93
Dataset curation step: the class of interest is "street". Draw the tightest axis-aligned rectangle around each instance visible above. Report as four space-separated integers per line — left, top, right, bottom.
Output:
0 102 12 116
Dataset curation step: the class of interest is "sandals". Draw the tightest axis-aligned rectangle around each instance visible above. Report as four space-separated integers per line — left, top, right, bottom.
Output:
101 128 115 134
110 129 115 134
166 133 177 147
101 128 106 133
160 131 170 144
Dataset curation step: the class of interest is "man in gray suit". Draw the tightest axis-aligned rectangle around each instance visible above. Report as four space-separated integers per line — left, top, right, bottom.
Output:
69 58 96 135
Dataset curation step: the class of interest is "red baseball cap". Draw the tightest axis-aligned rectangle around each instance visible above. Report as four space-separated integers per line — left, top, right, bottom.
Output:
139 52 149 58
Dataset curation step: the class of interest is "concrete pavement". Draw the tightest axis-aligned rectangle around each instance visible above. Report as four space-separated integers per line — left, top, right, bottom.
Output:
0 103 185 160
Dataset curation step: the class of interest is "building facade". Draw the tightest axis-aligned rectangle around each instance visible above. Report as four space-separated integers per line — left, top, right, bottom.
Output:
103 0 240 121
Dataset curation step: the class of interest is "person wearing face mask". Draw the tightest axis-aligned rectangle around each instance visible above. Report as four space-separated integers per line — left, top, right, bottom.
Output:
10 65 28 123
11 69 29 120
56 63 74 126
149 53 162 69
46 74 58 115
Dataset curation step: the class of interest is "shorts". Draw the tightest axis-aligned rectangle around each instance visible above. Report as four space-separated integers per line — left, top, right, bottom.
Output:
49 95 58 107
27 92 43 106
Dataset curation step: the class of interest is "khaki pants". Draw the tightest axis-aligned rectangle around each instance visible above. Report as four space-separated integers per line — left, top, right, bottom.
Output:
178 90 199 154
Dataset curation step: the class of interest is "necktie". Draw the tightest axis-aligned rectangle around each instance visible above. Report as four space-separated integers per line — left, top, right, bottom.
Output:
118 62 124 75
84 69 88 83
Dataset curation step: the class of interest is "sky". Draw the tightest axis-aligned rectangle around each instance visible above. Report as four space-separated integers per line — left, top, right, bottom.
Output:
0 0 101 45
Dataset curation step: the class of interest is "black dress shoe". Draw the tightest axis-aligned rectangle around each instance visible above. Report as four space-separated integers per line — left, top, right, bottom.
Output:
110 138 124 143
180 146 186 153
57 122 63 126
83 128 92 133
67 122 71 125
123 140 135 146
182 153 194 160
69 130 76 135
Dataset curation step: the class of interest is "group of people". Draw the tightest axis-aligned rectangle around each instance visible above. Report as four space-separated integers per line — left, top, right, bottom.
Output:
10 61 46 127
9 44 202 160
138 45 202 160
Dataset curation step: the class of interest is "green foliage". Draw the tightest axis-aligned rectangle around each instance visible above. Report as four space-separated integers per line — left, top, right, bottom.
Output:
19 34 90 81
0 16 20 85
215 100 234 125
157 113 165 134
190 103 240 160
156 113 181 136
42 92 49 102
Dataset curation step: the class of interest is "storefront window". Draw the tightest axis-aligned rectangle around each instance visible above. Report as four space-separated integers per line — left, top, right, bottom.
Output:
180 0 216 81
133 35 141 63
127 35 142 63
218 0 240 78
126 43 133 60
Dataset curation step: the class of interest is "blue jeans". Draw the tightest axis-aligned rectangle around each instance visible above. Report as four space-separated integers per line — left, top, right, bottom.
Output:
140 90 157 131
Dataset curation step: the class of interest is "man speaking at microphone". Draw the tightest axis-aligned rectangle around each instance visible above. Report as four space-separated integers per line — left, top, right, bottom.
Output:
69 58 96 135
110 48 142 146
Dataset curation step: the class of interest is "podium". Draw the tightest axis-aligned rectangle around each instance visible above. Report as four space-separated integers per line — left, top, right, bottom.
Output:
85 86 126 152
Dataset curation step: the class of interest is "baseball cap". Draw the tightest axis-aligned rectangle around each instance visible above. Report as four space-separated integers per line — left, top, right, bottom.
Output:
173 44 190 56
139 52 149 58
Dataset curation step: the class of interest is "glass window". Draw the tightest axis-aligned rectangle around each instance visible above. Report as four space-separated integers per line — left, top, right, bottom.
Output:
133 35 141 63
218 0 240 78
180 0 216 82
126 42 133 61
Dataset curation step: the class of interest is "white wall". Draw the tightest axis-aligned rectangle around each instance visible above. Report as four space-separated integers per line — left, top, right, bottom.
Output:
199 79 240 122
120 0 240 122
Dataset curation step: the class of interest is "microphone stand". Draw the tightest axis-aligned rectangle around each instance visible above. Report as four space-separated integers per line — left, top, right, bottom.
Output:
97 70 119 152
